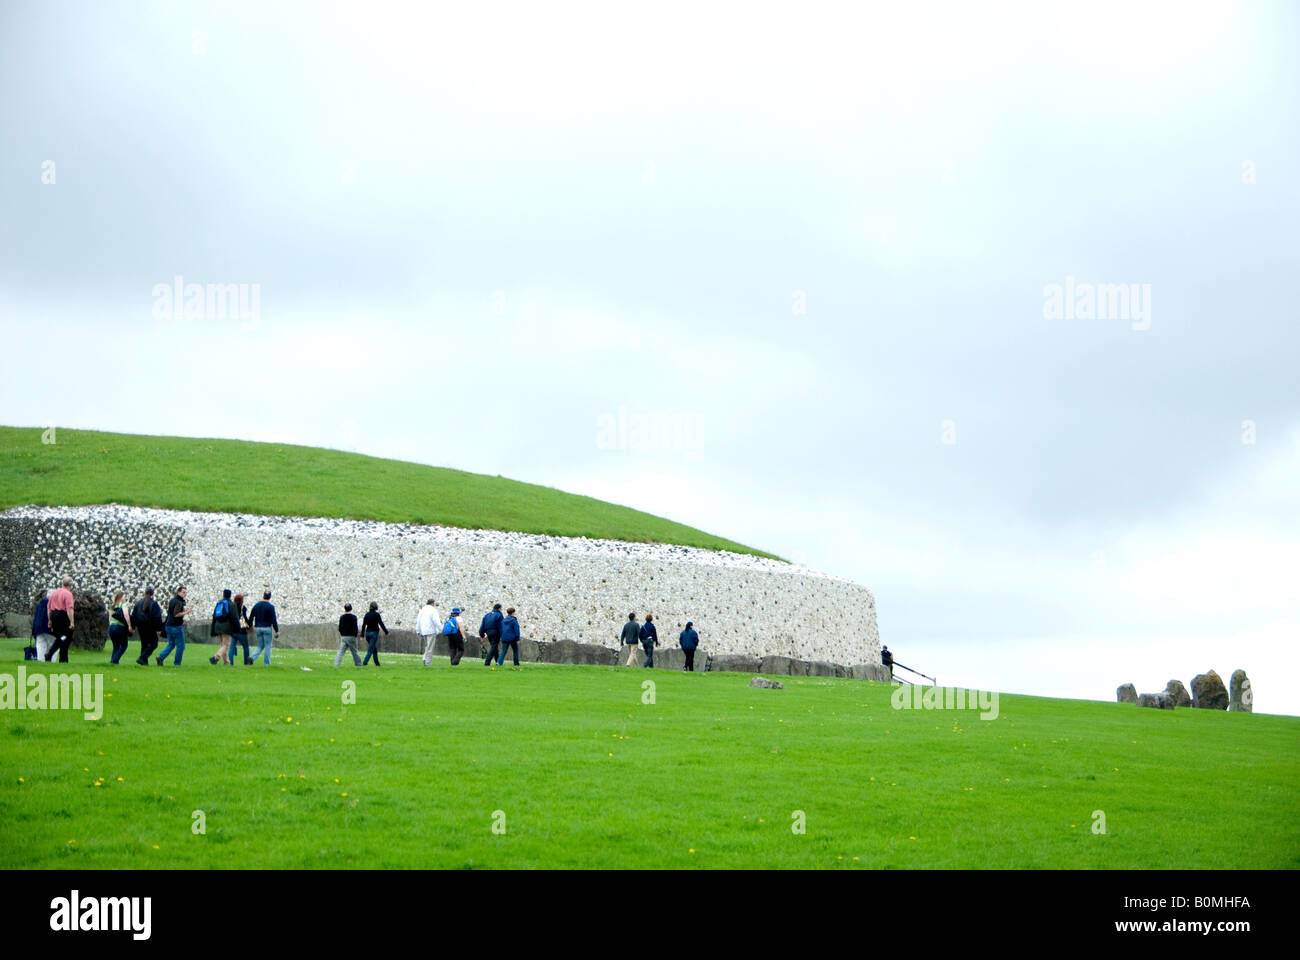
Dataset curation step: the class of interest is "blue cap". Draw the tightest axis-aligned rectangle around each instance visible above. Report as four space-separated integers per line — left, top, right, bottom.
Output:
451 607 461 615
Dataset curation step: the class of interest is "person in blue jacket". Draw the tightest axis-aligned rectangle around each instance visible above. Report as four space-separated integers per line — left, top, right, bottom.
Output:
679 621 700 672
480 602 504 666
638 613 658 668
496 607 521 668
31 590 53 662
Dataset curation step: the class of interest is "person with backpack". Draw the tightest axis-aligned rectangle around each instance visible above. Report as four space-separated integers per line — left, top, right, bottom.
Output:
247 591 279 665
361 601 389 666
227 594 252 665
480 602 504 666
496 607 522 668
638 613 658 668
679 621 700 672
443 607 467 666
45 577 76 663
131 587 164 665
208 589 237 665
416 598 444 667
620 612 641 667
107 590 133 664
157 586 193 666
31 590 54 663
335 603 362 667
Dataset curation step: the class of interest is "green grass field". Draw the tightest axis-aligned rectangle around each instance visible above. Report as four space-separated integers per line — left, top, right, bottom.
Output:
2 642 1295 869
0 426 775 558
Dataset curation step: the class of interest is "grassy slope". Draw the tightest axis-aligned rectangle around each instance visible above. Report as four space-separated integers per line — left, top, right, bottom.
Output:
0 426 776 558
1 643 1295 869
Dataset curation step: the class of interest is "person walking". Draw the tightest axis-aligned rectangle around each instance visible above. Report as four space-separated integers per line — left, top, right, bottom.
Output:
45 577 76 663
443 607 467 666
157 586 193 666
496 607 521 668
334 604 362 667
248 591 279 665
31 590 55 663
227 594 251 665
620 613 641 667
208 589 236 665
361 602 389 667
679 621 700 672
480 603 504 666
417 599 443 667
107 590 133 664
133 587 164 665
639 613 658 668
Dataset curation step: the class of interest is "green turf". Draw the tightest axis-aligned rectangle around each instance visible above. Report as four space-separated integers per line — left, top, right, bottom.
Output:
1 642 1295 869
0 426 776 558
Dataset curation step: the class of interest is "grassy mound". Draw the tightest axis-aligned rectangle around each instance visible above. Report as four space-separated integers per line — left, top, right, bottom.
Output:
1 643 1294 869
0 426 775 558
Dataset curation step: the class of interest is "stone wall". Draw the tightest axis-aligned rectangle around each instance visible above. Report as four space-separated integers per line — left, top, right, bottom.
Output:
0 505 881 666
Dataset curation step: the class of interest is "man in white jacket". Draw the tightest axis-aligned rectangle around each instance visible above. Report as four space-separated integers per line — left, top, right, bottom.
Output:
417 599 444 666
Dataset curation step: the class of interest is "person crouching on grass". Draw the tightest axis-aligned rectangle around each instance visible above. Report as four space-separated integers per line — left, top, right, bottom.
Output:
335 604 362 667
361 601 389 666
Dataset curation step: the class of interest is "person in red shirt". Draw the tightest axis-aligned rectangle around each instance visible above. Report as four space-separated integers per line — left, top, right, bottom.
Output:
45 577 76 663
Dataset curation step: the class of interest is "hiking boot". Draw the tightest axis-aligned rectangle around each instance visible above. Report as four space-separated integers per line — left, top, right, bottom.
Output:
209 656 218 665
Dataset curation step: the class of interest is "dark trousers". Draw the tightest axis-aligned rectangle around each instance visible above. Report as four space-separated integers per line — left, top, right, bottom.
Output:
497 640 519 666
47 610 72 662
363 631 381 665
483 632 501 665
137 630 160 663
684 648 696 671
449 634 465 666
109 627 129 664
643 642 655 667
229 633 249 663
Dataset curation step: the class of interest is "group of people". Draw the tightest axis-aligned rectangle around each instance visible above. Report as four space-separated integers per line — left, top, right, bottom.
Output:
28 579 707 672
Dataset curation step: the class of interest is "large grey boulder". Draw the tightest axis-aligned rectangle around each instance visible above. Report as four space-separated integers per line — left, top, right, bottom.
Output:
1191 671 1229 710
537 640 617 665
1228 670 1253 713
1163 680 1192 708
851 663 892 682
807 660 837 677
1136 693 1174 710
749 676 783 689
708 654 762 673
1116 683 1138 704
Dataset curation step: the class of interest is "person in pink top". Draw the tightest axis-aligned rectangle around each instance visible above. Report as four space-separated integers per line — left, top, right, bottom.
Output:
46 576 76 662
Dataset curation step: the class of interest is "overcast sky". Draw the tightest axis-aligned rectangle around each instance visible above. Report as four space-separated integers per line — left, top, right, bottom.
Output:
2 0 1297 713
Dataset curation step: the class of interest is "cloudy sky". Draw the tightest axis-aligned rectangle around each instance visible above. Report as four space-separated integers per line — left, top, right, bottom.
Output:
3 1 1297 712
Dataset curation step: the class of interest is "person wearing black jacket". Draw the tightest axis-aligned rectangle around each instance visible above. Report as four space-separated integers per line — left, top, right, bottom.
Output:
361 602 389 667
679 621 700 672
620 613 641 667
208 589 237 665
334 604 361 667
638 614 658 668
480 603 504 667
248 591 279 665
132 587 164 666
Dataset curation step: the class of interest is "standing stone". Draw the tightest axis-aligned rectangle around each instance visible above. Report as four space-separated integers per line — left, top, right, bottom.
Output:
1136 693 1173 710
1191 671 1229 710
1163 680 1192 708
1116 683 1137 704
1228 670 1253 713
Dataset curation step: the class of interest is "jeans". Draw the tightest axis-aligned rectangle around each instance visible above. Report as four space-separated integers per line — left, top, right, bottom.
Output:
497 640 520 666
250 627 274 664
335 636 361 666
158 625 187 665
108 626 129 663
363 630 381 666
229 633 249 664
483 633 501 665
642 642 655 668
137 631 160 664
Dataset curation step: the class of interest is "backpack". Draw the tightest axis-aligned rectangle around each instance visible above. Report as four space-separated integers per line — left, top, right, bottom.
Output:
442 617 458 636
214 599 230 620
